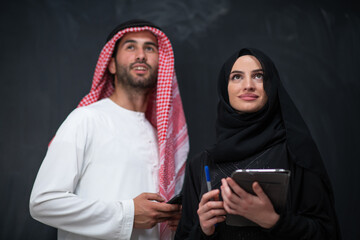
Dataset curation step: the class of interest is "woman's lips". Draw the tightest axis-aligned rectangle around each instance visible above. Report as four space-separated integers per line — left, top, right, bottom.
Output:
239 93 258 101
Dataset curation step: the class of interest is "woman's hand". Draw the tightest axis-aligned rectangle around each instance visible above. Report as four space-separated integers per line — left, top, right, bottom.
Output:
220 177 279 229
197 189 226 236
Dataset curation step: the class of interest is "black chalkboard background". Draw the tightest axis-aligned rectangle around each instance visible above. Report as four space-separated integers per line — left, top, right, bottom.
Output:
1 0 359 239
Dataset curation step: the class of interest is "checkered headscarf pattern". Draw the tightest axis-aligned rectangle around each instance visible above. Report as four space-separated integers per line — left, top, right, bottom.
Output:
78 26 189 239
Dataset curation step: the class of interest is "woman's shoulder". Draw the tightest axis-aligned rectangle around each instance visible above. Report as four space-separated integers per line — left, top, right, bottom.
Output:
187 150 209 169
186 150 215 183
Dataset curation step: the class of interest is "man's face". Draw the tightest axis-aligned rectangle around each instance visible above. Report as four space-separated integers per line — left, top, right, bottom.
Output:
109 31 159 90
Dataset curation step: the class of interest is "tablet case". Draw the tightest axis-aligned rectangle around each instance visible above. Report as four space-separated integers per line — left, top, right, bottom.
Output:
226 169 290 227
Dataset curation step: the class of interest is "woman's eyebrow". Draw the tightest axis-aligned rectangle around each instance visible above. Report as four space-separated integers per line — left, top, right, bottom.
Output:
230 69 263 74
230 70 244 74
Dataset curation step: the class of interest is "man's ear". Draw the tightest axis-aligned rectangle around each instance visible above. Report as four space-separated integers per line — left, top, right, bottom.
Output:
108 57 116 74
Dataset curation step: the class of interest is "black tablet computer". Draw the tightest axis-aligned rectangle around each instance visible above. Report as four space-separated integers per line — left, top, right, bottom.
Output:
226 169 290 227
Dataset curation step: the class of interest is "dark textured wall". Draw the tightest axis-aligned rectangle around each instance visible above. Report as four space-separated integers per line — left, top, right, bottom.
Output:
1 0 359 239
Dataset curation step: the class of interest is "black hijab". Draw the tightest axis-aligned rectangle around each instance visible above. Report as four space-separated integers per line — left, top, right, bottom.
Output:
175 48 341 240
209 48 330 184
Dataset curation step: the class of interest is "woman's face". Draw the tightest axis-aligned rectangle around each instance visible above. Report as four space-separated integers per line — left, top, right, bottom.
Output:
227 55 268 113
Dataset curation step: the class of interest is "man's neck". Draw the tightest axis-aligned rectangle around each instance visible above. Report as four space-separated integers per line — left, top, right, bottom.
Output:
109 84 153 113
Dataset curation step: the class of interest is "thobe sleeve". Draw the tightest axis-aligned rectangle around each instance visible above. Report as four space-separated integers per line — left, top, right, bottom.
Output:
29 109 134 240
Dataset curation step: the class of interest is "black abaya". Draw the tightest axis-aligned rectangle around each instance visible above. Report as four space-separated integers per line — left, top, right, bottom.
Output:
175 48 341 239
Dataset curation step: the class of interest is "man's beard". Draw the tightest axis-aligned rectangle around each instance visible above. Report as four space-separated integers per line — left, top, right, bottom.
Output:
115 62 157 91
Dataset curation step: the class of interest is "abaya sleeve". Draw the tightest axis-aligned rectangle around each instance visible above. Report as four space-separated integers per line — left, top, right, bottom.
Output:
267 162 341 239
175 152 217 240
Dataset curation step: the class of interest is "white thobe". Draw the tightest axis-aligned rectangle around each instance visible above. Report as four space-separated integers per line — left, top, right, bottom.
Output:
30 98 160 240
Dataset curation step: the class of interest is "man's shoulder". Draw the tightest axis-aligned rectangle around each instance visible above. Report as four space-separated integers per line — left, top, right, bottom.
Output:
74 98 111 115
81 98 112 111
52 99 112 138
65 99 112 124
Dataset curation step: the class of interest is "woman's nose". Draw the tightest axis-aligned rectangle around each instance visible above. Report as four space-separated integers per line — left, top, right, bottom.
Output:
243 76 255 91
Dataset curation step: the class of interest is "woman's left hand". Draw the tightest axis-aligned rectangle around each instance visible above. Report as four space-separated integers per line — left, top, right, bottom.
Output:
220 177 279 229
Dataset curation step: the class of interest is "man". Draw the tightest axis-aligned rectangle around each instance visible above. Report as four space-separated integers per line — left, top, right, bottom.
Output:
29 19 189 240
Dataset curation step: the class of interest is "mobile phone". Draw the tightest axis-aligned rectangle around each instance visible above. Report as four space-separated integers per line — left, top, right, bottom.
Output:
167 193 182 204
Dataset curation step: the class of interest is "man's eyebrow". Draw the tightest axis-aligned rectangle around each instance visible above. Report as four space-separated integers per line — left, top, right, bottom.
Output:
121 39 136 46
145 42 158 48
121 40 158 48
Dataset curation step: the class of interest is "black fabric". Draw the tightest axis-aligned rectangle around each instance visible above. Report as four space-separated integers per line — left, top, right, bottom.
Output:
175 48 341 239
209 142 289 192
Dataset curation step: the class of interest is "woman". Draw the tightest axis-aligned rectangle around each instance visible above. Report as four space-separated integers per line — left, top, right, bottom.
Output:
175 48 341 239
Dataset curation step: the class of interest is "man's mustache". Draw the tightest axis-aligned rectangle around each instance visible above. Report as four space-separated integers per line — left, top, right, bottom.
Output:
130 60 152 70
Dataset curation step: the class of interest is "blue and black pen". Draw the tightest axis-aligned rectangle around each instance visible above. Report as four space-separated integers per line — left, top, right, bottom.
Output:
204 165 218 227
204 165 212 192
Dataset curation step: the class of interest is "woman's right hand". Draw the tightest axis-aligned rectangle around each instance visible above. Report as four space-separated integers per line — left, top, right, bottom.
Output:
197 189 226 236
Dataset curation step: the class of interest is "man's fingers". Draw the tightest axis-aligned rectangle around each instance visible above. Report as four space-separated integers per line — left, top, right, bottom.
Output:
133 193 182 229
143 192 165 202
168 219 178 225
168 211 182 221
157 217 173 222
153 210 179 221
156 202 181 213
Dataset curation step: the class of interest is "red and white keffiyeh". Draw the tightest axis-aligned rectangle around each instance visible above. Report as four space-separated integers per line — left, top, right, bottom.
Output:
78 26 189 239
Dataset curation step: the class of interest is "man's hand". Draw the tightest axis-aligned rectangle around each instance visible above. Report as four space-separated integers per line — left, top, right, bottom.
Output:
221 177 279 229
166 205 182 231
197 189 226 236
133 193 181 229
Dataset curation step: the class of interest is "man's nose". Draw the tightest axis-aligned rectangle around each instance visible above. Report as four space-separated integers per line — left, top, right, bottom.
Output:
135 48 146 62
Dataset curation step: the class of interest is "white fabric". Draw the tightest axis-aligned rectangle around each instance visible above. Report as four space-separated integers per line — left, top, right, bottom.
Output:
30 98 160 240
